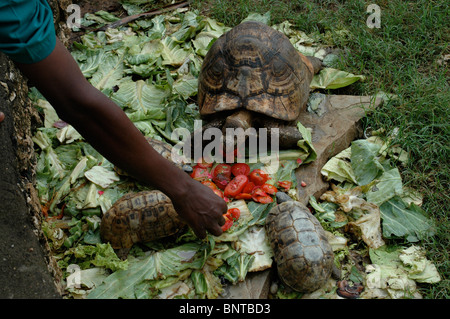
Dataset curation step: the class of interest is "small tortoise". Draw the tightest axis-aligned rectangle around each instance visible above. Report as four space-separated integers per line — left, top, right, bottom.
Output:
265 199 334 293
100 190 185 250
198 21 322 149
103 138 188 253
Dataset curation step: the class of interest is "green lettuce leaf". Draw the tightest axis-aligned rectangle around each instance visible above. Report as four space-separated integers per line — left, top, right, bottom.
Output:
399 246 441 283
88 242 210 299
351 139 384 186
112 79 169 121
241 11 271 25
379 197 435 242
64 243 128 272
237 226 273 272
89 51 125 93
310 68 365 90
296 122 317 164
320 147 358 184
365 168 403 207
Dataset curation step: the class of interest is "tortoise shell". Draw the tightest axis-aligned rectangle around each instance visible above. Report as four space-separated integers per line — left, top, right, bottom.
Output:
265 201 334 293
100 190 185 249
198 21 314 121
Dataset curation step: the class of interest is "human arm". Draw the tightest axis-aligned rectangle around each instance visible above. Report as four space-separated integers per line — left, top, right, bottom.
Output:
15 39 226 238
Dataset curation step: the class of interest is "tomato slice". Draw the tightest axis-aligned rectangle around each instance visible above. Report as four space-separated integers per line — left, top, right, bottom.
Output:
213 174 230 190
194 157 213 169
249 169 269 186
261 183 277 195
190 167 211 181
212 189 224 198
224 175 249 198
231 163 250 176
234 193 252 200
212 164 231 189
221 215 234 231
212 164 231 178
227 208 241 221
255 195 274 204
242 181 255 194
251 186 268 197
277 180 292 190
202 180 218 190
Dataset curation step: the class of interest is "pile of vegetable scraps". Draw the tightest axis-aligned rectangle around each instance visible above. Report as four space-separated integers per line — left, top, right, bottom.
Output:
30 4 440 299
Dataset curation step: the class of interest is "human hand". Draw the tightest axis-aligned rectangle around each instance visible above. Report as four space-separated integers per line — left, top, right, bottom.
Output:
170 178 227 239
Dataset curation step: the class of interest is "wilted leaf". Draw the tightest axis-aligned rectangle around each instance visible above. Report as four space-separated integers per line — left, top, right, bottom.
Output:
88 243 209 299
310 68 365 89
365 168 403 207
351 139 384 186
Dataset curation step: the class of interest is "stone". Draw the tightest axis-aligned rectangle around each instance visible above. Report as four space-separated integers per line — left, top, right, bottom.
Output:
219 270 272 299
295 94 383 204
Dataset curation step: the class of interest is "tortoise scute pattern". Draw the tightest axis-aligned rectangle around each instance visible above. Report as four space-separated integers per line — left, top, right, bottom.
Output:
198 21 312 121
100 190 185 249
266 201 334 293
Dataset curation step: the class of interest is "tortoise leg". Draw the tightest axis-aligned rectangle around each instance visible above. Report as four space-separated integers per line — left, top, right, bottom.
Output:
116 247 131 260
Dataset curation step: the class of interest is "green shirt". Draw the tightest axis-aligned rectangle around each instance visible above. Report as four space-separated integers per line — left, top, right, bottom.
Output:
0 0 56 64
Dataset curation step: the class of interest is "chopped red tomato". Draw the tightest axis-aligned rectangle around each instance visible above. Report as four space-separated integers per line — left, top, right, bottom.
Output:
227 208 241 221
234 193 252 200
194 157 213 169
255 196 273 204
231 163 251 176
221 215 233 231
211 164 231 189
251 186 274 204
261 183 277 195
277 180 292 190
213 189 224 198
224 175 249 198
249 169 269 186
190 167 211 181
251 186 268 197
242 181 255 194
201 180 217 190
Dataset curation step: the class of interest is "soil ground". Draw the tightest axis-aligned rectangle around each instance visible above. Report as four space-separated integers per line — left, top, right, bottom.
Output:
0 54 60 298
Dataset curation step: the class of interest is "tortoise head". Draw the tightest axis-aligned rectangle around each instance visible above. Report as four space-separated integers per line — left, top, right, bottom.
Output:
198 21 314 122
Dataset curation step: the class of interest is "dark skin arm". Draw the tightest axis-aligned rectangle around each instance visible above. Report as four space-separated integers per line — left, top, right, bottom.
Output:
15 39 226 238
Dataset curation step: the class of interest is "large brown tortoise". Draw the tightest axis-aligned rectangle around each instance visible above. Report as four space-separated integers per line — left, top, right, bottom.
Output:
197 20 322 149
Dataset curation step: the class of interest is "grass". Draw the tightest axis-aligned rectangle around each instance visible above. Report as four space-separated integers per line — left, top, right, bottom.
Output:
190 0 449 298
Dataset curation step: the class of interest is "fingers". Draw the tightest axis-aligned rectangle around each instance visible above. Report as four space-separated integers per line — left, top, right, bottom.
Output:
208 222 224 237
193 225 207 239
0 112 5 123
193 212 225 239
